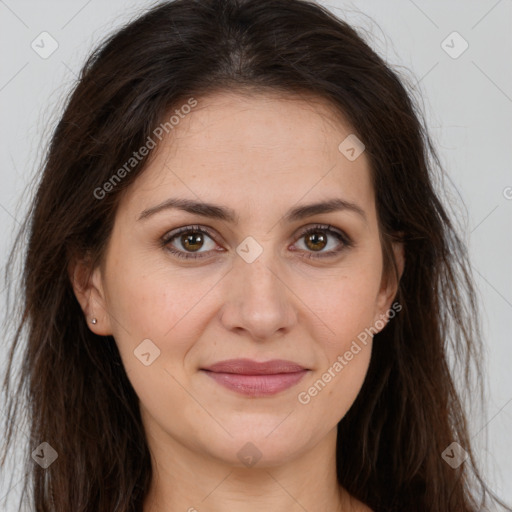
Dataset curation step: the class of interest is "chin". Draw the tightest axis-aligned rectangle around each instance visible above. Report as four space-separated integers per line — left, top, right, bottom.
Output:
196 424 313 469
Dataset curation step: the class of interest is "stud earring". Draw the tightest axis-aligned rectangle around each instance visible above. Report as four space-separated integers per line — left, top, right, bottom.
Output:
90 318 97 325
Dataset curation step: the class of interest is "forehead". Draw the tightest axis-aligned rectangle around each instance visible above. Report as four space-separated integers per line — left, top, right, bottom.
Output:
120 90 375 223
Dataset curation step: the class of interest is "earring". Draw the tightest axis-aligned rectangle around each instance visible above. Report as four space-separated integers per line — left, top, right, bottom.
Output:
90 318 97 325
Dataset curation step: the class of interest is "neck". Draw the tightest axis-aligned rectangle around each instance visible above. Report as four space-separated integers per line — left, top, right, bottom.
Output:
142 423 353 512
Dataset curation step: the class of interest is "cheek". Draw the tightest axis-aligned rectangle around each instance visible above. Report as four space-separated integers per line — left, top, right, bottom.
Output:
103 254 223 380
104 267 209 419
296 313 374 424
298 261 383 346
292 261 380 414
313 343 372 425
105 248 217 333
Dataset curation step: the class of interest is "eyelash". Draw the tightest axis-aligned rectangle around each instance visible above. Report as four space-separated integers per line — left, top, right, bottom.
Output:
161 223 353 261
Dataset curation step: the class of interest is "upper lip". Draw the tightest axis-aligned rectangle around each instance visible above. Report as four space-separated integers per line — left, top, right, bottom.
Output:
201 358 307 375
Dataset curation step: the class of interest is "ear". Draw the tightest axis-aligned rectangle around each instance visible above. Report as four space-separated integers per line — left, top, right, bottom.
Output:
68 255 113 336
374 239 405 328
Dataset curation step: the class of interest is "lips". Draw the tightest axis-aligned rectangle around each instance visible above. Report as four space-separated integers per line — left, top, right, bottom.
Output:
201 358 309 397
203 358 307 375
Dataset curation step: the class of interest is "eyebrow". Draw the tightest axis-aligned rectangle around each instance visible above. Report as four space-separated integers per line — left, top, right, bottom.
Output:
137 197 367 224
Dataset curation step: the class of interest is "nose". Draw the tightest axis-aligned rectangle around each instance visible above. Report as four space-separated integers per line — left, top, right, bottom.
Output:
218 250 298 341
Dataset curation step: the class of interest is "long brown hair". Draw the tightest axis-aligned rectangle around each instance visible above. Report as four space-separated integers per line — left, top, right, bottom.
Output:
1 0 510 510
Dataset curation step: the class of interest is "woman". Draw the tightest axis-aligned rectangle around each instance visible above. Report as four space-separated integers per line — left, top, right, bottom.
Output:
1 0 510 510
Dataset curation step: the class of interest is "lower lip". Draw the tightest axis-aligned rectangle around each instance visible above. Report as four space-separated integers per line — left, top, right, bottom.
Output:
202 370 308 397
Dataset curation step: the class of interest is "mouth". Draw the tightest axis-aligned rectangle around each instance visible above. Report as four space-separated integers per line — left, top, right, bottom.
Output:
200 358 309 397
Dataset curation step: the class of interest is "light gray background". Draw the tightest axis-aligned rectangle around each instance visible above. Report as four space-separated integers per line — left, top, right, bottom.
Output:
1 0 511 509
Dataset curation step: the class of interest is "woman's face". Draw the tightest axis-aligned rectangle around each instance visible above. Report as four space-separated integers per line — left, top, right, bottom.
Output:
78 91 403 468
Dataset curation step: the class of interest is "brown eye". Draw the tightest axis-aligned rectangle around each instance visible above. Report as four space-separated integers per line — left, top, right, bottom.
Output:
304 231 328 252
181 232 205 252
294 224 352 259
162 223 352 261
162 225 218 260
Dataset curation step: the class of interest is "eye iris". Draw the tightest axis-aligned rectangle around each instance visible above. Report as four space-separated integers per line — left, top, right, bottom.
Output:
182 232 203 252
305 231 327 251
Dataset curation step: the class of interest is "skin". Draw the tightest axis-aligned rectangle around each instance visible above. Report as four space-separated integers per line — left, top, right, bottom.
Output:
71 90 404 512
